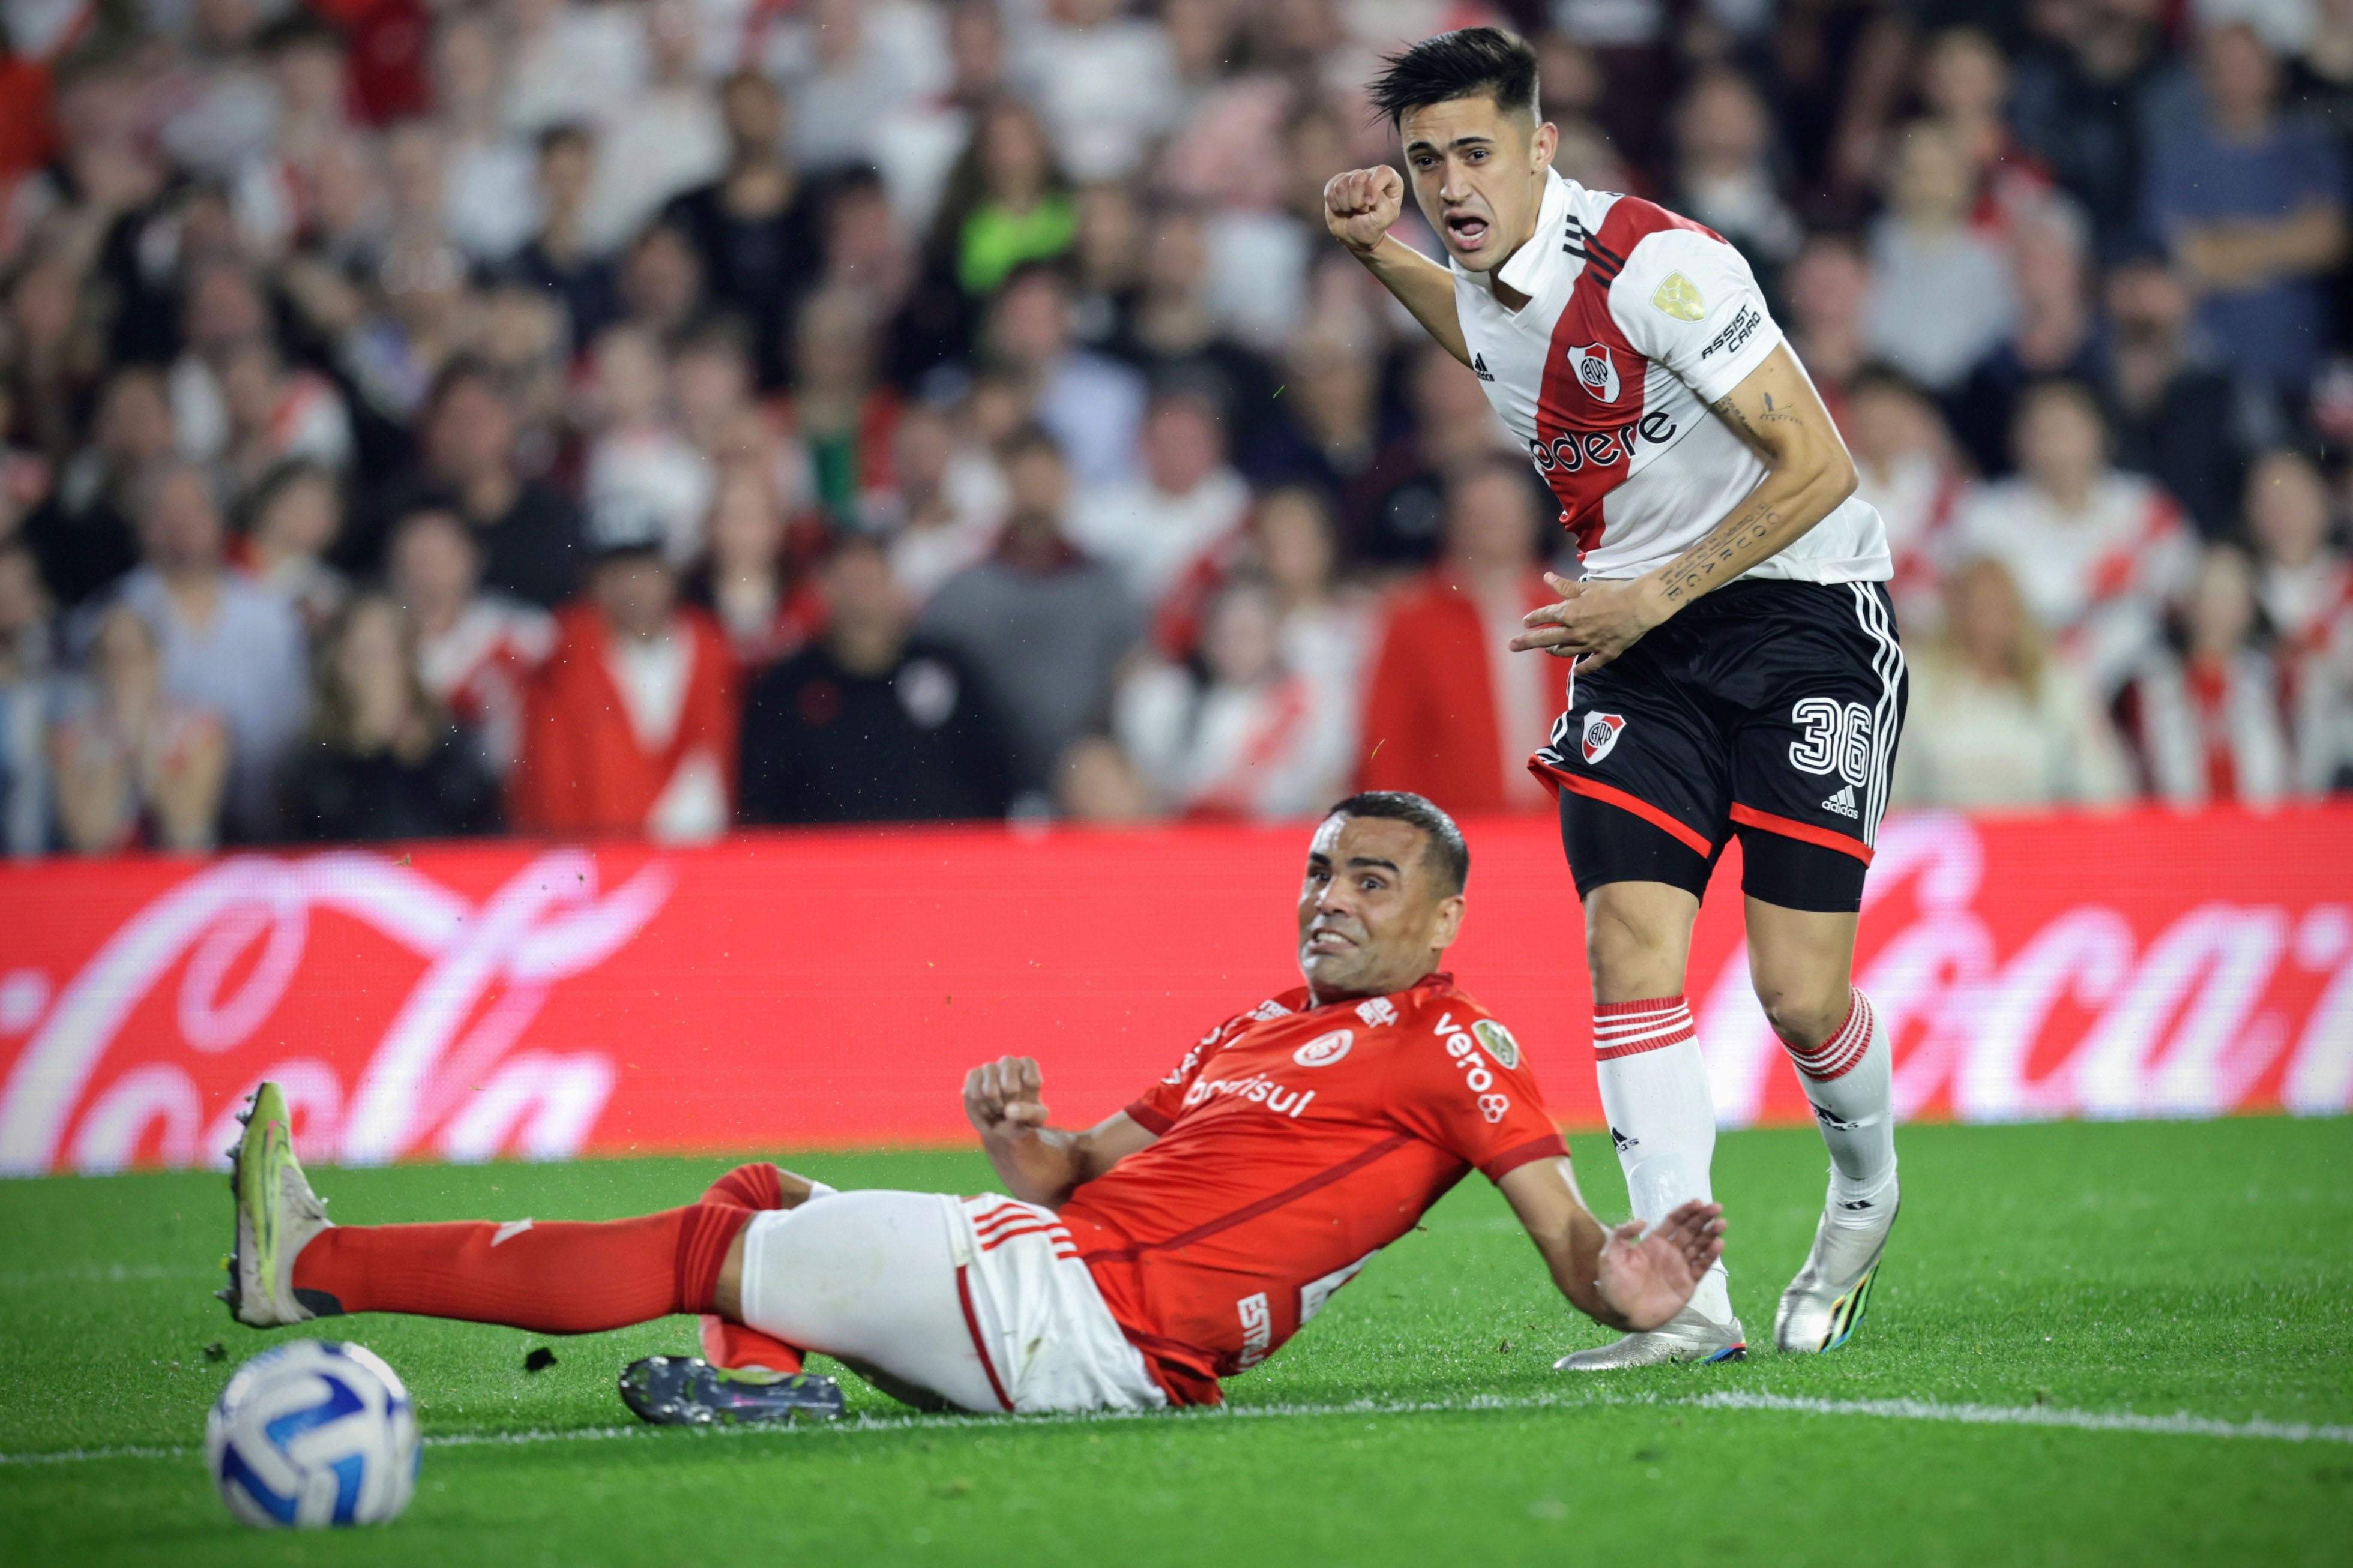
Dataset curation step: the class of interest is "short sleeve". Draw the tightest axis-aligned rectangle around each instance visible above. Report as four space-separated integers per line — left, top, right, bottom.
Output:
1610 227 1785 405
1124 1013 1244 1135
1386 1012 1566 1182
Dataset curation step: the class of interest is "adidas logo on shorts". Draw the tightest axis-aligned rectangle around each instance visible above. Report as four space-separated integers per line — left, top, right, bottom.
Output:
1821 784 1859 819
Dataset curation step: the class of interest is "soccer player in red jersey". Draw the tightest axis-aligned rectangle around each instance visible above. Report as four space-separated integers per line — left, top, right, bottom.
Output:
1324 29 1903 1365
220 792 1725 1419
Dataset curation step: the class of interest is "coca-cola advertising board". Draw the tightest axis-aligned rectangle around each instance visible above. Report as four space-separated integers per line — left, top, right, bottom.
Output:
2 804 2348 1176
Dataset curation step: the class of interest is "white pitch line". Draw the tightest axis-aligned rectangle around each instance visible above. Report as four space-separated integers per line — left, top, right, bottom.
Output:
5 1387 2349 1467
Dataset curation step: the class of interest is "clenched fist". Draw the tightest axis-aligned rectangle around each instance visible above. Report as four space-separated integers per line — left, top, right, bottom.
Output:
963 1055 1050 1143
1325 166 1405 256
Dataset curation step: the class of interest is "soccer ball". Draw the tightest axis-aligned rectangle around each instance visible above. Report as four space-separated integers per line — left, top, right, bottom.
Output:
205 1339 420 1528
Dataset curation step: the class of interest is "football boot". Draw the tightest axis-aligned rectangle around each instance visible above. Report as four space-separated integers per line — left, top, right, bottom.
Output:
619 1356 845 1426
1774 1186 1899 1353
217 1082 336 1329
1553 1304 1747 1371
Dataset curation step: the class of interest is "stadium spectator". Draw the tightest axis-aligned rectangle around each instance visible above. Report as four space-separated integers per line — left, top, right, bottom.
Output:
1781 233 1875 419
240 461 349 636
739 534 1011 825
99 463 306 839
782 287 902 526
390 505 556 782
1357 458 1559 816
1241 332 1381 505
1948 203 2100 476
505 0 646 138
1115 573 1351 820
776 0 945 175
918 425 1142 796
505 125 623 350
2243 449 2353 792
49 602 228 855
2097 254 2252 540
618 221 711 343
1051 730 1157 823
580 0 726 254
929 98 1076 299
2008 0 2176 252
1843 365 1969 637
1891 556 2133 810
1950 380 2196 694
2124 545 2296 806
1068 391 1249 613
1067 182 1145 351
369 361 583 610
687 469 821 672
19 366 165 609
1110 205 1277 427
215 338 357 501
1864 120 2016 392
973 261 1144 488
1016 0 1182 185
1918 25 2058 241
1355 341 1522 571
1253 484 1373 746
279 593 502 843
661 70 822 391
582 325 713 566
509 499 738 843
879 403 1007 605
1669 69 1803 300
2145 22 2349 392
169 262 275 469
0 541 53 856
432 8 539 265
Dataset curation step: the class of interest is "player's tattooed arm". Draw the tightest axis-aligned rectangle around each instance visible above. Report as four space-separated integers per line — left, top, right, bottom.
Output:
1511 343 1860 672
1324 166 1473 366
963 1056 1158 1208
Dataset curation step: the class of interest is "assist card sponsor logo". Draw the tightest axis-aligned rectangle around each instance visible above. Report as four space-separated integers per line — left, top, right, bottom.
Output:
1700 304 1762 361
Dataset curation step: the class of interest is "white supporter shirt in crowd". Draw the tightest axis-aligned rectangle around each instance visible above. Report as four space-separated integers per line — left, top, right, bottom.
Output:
1451 169 1891 586
2261 555 2353 792
1067 469 1251 610
587 428 715 568
1861 221 2016 392
415 595 558 779
2128 649 2296 808
1854 447 1966 635
1890 650 2133 809
605 628 728 844
1115 665 1353 820
1013 15 1182 182
1950 472 2195 695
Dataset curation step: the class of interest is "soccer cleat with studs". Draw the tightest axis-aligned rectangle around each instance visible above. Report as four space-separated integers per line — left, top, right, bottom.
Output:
618 1356 845 1426
1553 1305 1747 1371
1774 1188 1899 1353
218 1083 337 1329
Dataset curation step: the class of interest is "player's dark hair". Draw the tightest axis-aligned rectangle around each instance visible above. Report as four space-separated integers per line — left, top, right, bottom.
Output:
1366 27 1540 130
1324 792 1470 895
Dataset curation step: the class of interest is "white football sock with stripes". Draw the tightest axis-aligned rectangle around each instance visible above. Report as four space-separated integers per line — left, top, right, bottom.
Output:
1592 996 1734 1327
1780 987 1898 1222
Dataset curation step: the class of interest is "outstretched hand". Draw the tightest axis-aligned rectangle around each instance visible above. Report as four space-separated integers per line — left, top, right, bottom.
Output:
963 1056 1050 1144
1595 1200 1727 1332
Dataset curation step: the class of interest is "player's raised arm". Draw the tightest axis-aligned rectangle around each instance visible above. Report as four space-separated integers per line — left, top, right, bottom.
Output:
1325 167 1471 367
1498 1155 1726 1332
1511 342 1861 671
962 1056 1157 1209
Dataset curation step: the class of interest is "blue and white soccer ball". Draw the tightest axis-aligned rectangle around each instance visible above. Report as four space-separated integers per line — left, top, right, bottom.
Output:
205 1339 420 1528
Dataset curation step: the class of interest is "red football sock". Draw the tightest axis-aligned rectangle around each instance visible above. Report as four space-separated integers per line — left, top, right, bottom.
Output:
290 1203 749 1335
696 1162 805 1374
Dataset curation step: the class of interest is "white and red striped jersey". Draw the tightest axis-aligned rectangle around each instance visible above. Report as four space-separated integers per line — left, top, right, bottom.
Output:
1950 470 2195 694
1450 169 1890 586
415 595 558 778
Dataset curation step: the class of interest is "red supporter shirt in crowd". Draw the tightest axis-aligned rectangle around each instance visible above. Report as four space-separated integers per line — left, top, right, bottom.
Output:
1058 973 1565 1406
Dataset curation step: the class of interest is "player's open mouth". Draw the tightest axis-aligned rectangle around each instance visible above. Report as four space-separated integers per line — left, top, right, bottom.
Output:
1445 213 1489 248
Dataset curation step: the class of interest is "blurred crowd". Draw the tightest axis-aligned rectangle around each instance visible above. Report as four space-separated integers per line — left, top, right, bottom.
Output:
2 0 2352 856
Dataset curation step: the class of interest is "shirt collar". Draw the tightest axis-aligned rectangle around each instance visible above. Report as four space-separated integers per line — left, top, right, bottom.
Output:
1455 168 1571 301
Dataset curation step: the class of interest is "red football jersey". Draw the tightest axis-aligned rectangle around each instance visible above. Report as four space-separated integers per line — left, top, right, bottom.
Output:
1059 973 1565 1405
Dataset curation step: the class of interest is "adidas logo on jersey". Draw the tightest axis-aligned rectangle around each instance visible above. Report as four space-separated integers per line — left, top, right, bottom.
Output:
1471 353 1495 383
1821 784 1859 818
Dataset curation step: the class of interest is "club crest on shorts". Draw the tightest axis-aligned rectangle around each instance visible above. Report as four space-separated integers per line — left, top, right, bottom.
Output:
1567 343 1622 403
1580 712 1626 764
1293 1028 1354 1068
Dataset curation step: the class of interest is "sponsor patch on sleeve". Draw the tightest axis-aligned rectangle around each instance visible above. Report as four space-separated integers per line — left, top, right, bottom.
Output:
1652 272 1705 321
1471 1018 1521 1070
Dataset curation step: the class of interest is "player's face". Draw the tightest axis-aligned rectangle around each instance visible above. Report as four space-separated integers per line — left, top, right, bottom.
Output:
1399 97 1557 273
1297 815 1466 1001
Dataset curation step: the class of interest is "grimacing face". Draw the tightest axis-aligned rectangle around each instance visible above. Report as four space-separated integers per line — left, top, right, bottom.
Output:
1399 95 1557 274
1296 814 1465 1002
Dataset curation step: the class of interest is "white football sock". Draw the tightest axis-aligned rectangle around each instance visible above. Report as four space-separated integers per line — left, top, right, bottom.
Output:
1594 996 1734 1326
1781 987 1898 1222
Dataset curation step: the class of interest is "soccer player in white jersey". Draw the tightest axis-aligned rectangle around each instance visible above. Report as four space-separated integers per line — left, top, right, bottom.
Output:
1325 28 1905 1365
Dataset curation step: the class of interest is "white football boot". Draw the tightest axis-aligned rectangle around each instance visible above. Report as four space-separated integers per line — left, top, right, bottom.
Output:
217 1082 334 1329
1553 1302 1747 1371
1774 1185 1898 1353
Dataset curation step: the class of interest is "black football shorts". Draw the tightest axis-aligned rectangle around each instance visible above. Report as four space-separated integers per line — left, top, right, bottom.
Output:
1529 578 1907 913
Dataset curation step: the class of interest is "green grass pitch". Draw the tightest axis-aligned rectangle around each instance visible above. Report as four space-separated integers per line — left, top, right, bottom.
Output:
2 1117 2349 1566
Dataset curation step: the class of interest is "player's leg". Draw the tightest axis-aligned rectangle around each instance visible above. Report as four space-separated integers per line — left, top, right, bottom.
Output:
1534 631 1746 1369
694 1162 836 1378
1726 578 1906 1352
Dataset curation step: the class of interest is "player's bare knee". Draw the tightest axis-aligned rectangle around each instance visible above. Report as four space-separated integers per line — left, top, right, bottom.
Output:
1583 888 1694 1000
1750 973 1848 1051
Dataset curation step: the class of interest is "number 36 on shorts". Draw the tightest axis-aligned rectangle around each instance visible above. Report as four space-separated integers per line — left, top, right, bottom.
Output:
1787 698 1875 787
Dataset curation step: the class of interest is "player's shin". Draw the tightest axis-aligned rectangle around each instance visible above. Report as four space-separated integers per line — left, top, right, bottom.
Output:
286 1203 750 1334
1782 987 1898 1210
1592 997 1734 1325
